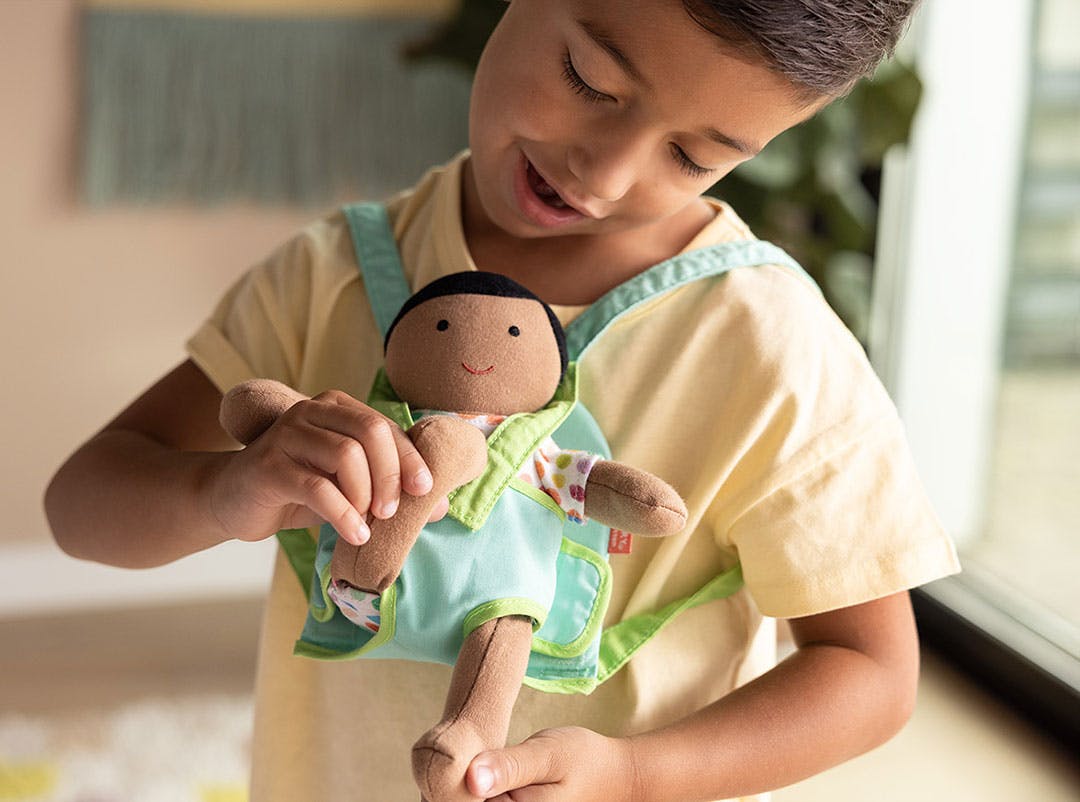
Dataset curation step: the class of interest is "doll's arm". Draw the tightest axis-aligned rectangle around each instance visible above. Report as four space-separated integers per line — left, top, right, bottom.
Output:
332 414 487 592
221 379 488 592
583 460 687 536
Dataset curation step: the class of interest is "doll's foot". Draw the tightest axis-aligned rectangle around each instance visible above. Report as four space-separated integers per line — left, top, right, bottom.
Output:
412 718 487 802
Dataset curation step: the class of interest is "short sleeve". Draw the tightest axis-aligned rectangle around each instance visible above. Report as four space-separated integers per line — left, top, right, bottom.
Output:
185 213 364 395
728 402 960 619
689 265 961 619
186 240 312 395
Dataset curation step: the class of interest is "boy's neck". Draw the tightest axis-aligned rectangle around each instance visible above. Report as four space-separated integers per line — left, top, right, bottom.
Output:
460 157 715 306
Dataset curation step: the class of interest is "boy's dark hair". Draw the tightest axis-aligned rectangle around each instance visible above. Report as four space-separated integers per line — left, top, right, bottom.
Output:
384 271 569 381
682 0 919 99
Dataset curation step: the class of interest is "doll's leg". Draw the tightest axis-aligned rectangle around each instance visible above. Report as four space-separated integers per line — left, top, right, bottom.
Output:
412 615 534 802
330 416 487 592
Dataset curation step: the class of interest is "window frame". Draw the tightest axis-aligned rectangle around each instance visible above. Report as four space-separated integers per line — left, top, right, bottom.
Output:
874 0 1079 749
913 577 1080 749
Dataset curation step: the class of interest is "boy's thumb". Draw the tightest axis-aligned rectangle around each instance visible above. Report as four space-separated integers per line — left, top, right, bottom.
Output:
467 737 561 797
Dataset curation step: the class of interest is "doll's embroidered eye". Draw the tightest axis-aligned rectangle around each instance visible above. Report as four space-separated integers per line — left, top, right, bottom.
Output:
508 326 520 337
436 320 449 331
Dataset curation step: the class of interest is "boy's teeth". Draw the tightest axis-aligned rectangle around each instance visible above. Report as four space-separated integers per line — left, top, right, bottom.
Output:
528 162 569 209
537 182 567 208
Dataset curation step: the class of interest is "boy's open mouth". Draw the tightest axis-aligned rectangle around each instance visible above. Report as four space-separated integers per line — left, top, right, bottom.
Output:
526 161 570 210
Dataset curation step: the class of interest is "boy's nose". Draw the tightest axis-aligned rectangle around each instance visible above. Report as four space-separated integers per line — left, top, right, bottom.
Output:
567 128 652 203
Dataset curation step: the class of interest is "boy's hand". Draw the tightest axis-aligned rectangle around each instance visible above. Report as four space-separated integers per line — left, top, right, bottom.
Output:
463 727 636 802
207 388 439 546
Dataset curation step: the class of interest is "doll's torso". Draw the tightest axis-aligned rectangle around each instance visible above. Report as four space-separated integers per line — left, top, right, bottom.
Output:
329 411 602 663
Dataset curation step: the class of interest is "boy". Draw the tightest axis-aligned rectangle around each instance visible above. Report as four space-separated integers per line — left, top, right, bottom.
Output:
45 1 959 800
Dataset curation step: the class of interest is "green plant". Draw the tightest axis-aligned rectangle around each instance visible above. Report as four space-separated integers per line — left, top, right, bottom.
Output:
402 0 508 71
715 60 921 342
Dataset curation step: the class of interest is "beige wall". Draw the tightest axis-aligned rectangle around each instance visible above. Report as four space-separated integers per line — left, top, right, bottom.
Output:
0 1 331 548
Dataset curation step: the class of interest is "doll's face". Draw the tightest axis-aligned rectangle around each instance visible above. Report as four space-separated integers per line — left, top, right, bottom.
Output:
384 293 564 416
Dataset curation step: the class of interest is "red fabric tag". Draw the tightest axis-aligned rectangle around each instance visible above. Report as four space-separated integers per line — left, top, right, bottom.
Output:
608 529 633 554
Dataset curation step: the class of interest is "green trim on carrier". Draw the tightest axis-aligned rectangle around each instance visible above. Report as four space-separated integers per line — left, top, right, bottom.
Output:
530 537 612 660
275 528 317 599
464 598 550 639
597 563 744 683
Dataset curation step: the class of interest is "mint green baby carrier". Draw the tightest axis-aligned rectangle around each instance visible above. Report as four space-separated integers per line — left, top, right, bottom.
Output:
274 201 815 694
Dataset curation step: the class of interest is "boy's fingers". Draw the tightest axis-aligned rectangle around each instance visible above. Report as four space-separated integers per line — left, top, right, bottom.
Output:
426 495 449 523
395 427 434 497
295 400 398 519
467 737 563 798
277 423 373 525
302 396 432 504
332 439 375 527
276 461 367 545
280 507 324 532
349 415 402 520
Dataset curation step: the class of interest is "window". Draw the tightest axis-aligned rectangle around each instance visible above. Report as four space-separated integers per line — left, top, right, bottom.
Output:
872 0 1079 745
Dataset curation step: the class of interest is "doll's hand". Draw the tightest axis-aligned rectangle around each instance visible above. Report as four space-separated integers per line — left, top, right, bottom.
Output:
583 460 687 537
211 382 438 546
463 727 637 802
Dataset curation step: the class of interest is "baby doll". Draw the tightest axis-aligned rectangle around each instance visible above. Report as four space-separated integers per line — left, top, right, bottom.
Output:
220 272 688 801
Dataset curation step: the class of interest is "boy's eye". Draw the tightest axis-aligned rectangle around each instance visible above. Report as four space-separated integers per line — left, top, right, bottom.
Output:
562 52 612 104
436 319 449 331
670 144 714 179
508 325 520 337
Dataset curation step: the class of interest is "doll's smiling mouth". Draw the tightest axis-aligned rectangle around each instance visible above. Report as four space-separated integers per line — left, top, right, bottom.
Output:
462 362 495 375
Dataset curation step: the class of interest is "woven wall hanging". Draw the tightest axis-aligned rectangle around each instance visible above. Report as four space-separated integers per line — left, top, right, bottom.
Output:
78 0 471 205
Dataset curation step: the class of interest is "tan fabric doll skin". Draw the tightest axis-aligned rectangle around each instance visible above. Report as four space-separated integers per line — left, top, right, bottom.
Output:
219 273 688 802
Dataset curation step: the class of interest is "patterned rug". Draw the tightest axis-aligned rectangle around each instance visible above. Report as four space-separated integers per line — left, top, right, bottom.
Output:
0 695 252 802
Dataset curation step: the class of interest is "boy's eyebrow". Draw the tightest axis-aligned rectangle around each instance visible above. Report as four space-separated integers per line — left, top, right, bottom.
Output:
577 18 647 87
577 18 760 157
702 127 760 156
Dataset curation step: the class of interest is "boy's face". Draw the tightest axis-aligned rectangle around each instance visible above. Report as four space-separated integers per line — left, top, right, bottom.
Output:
466 0 824 241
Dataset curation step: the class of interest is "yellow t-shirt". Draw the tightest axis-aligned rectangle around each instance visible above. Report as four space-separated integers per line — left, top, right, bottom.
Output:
187 153 959 802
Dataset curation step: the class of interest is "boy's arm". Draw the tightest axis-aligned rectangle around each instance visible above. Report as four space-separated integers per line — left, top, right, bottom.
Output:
465 590 919 802
45 360 240 568
44 359 435 569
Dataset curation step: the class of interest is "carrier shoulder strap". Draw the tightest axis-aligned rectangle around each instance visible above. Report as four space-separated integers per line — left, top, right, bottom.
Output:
564 238 815 361
343 202 412 339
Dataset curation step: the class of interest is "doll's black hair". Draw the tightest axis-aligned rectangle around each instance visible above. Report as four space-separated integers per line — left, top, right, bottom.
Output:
384 271 569 381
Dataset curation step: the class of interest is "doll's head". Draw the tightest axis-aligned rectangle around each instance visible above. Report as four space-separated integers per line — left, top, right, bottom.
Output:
383 272 567 416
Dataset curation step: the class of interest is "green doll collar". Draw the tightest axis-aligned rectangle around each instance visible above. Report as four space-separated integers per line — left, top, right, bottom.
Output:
366 364 579 530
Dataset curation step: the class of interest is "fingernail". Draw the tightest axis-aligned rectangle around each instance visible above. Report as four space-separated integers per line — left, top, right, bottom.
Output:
354 519 370 544
381 498 398 518
473 765 493 794
413 470 433 494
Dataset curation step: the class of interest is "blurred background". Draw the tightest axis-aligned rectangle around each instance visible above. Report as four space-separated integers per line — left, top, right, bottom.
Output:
1 0 1077 800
